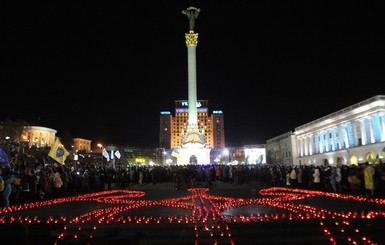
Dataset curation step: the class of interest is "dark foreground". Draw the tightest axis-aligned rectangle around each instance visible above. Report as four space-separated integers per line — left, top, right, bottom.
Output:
1 181 384 245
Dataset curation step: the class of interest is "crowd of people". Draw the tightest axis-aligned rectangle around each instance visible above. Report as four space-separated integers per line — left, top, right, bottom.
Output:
1 161 385 208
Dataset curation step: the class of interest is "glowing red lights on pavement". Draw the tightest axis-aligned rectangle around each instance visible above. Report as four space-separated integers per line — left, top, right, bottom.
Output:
0 187 384 244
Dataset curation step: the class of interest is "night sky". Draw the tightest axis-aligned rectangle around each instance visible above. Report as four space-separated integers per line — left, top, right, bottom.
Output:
2 1 384 148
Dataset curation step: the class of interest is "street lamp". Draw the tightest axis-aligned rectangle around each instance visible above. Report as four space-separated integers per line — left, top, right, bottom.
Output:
222 148 229 164
162 150 166 165
97 143 103 153
97 143 104 170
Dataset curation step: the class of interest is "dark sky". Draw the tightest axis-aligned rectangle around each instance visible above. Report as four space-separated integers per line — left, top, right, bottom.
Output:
2 1 384 148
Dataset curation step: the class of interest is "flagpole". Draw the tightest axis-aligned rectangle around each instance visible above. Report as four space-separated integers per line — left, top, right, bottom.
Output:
97 143 103 170
102 154 105 172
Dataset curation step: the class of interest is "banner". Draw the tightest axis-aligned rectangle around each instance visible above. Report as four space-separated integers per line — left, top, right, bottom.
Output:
0 147 10 168
48 138 70 165
171 148 180 158
114 150 121 159
102 148 110 161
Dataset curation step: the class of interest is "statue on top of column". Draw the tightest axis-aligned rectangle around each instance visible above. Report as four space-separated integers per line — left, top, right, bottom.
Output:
182 6 200 33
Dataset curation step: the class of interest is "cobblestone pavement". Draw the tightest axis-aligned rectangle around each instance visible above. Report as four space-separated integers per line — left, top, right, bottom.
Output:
1 181 384 245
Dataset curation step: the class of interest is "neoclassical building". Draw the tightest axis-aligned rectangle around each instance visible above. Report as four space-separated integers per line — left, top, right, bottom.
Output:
295 95 385 166
73 138 92 152
21 126 57 148
20 127 92 153
266 95 385 166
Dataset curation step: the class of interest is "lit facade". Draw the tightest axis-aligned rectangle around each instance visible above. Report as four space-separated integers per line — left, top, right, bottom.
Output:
266 95 385 166
21 126 57 148
73 138 92 152
159 100 225 150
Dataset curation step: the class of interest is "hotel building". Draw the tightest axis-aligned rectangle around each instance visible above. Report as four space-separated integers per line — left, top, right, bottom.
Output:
159 99 225 150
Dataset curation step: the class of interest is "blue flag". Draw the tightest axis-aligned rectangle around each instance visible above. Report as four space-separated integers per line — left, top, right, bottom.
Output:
171 149 180 158
0 147 10 168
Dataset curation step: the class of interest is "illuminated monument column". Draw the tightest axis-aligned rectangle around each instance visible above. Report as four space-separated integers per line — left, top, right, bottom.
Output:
177 6 211 165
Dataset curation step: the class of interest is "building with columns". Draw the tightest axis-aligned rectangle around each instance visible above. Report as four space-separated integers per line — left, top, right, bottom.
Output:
19 126 92 153
21 126 57 148
292 95 385 166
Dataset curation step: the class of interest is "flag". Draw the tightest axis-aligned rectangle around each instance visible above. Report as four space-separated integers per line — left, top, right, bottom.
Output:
0 147 10 168
48 138 70 165
171 148 180 158
346 148 351 154
102 148 110 161
114 150 121 159
381 147 385 159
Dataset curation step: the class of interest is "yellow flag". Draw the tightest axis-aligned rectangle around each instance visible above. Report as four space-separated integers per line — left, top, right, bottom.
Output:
48 138 70 164
171 149 180 158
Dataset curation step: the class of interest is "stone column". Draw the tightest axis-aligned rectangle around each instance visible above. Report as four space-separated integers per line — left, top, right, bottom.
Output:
352 121 359 147
183 7 200 132
332 128 336 151
299 137 304 157
303 136 308 156
379 113 385 142
29 131 34 147
325 129 330 152
360 119 367 145
343 124 350 148
309 134 314 155
319 131 324 153
338 125 343 150
368 115 376 143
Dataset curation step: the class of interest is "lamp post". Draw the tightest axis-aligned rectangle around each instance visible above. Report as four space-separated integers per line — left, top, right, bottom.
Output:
97 143 103 153
162 150 166 165
222 148 229 165
97 143 103 169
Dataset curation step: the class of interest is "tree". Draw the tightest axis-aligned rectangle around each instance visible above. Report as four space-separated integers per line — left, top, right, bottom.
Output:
0 117 29 145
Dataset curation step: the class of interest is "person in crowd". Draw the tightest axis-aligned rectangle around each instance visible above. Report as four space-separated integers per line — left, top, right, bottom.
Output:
347 165 361 195
289 167 297 188
1 166 12 207
329 167 338 193
296 167 303 188
335 166 342 193
10 170 22 205
0 173 4 203
285 168 291 187
312 167 321 190
363 162 375 197
38 170 50 200
52 171 63 198
138 169 144 186
19 168 31 203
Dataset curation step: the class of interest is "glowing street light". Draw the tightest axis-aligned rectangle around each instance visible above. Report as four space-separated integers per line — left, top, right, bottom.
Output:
223 148 229 164
97 143 103 152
